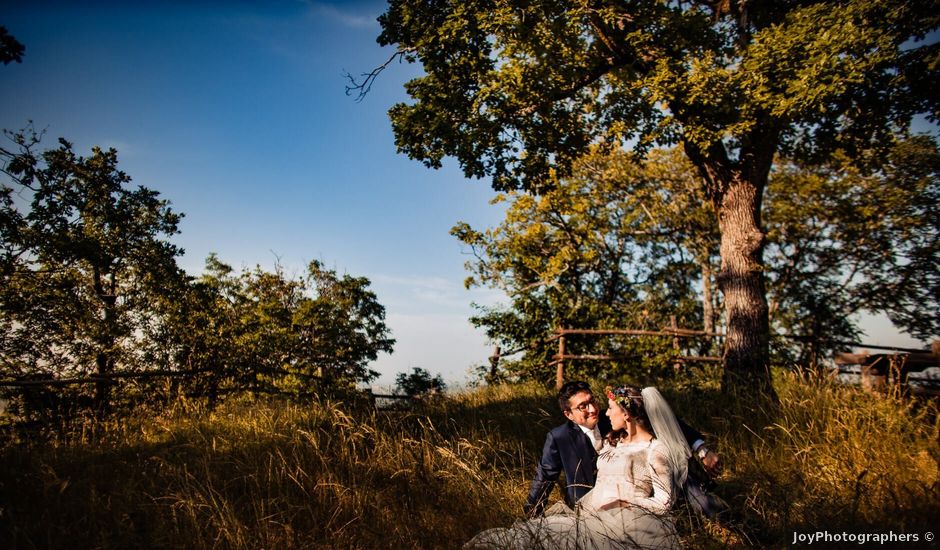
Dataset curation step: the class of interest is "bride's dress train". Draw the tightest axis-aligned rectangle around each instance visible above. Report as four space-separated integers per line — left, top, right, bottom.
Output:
465 440 682 549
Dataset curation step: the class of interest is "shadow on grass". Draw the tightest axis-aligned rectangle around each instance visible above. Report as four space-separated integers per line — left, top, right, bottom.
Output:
1 375 937 549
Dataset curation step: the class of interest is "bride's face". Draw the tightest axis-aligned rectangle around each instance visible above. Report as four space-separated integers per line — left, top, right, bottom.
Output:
606 399 628 431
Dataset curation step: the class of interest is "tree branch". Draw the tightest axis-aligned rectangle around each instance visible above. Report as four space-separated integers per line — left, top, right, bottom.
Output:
344 48 414 102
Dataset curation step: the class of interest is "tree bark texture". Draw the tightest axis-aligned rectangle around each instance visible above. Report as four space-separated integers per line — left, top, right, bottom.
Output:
715 176 774 396
700 262 716 357
684 126 778 398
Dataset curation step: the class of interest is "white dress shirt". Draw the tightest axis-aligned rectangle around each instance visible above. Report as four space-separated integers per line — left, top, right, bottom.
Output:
578 423 604 451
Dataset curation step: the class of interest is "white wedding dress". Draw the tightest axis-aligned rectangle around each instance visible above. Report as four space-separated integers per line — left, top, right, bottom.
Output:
465 439 682 549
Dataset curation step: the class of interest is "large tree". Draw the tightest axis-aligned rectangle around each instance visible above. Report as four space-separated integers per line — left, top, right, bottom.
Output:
371 0 939 394
457 140 939 381
0 130 185 411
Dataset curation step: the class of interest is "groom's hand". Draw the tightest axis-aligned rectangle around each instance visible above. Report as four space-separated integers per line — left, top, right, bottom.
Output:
701 449 722 477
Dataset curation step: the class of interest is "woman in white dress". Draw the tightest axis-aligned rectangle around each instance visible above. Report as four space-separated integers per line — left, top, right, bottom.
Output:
465 386 688 549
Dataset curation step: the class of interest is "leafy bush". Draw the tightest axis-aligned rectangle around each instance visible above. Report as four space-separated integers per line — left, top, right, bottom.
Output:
395 367 447 398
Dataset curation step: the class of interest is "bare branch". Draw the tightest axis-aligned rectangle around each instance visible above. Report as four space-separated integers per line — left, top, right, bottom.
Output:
344 48 414 103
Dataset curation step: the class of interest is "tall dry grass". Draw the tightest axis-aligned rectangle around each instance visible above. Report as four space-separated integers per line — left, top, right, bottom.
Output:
1 374 937 549
665 371 939 547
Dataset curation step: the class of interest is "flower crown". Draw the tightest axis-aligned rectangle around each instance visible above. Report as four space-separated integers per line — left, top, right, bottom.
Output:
605 385 639 411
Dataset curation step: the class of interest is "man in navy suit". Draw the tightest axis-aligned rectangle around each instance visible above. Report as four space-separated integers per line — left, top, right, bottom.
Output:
523 380 722 517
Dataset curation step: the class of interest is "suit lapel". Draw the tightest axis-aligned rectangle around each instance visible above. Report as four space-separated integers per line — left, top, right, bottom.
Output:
568 422 594 458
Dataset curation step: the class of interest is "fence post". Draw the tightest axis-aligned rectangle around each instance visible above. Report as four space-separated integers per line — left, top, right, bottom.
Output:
488 345 501 382
556 331 565 391
860 353 884 393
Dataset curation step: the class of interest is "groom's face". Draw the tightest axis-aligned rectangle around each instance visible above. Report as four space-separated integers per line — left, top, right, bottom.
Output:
564 391 600 429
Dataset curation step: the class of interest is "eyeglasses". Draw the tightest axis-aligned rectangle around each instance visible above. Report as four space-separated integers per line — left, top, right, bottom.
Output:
570 397 597 413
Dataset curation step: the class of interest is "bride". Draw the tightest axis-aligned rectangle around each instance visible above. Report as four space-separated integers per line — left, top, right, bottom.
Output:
465 386 688 549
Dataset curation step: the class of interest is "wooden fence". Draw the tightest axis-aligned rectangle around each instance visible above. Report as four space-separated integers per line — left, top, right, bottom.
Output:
834 341 940 397
489 324 939 394
2 327 936 398
0 368 429 413
0 367 217 388
486 317 723 390
547 320 723 390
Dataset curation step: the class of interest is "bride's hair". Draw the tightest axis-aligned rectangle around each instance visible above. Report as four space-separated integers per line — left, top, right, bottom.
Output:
605 386 653 446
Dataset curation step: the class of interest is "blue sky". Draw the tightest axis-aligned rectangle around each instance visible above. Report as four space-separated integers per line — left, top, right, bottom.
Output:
0 1 927 388
1 0 508 388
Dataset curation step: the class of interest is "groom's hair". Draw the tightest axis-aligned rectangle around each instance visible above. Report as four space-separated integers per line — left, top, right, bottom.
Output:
557 380 592 411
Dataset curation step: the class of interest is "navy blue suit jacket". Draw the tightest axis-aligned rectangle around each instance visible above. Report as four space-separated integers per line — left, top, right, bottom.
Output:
524 414 703 515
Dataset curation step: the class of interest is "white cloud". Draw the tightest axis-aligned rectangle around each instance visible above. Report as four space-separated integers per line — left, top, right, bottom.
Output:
304 2 379 29
371 273 507 314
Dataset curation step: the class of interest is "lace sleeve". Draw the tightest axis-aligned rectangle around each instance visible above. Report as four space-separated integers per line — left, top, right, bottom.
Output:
630 442 675 514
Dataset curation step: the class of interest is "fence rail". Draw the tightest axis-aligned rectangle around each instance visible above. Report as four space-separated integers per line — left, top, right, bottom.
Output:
0 367 218 388
488 322 939 393
544 318 724 389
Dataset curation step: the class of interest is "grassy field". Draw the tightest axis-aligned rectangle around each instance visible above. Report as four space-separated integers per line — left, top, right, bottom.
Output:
1 373 937 549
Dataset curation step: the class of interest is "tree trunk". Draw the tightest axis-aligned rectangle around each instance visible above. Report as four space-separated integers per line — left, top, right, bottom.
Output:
94 349 111 414
700 261 715 356
715 176 774 397
684 128 778 400
93 266 116 414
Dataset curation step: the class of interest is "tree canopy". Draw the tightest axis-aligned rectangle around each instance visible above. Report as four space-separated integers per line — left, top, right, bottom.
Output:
0 26 24 65
374 0 939 394
764 135 940 364
377 0 937 190
1 131 396 417
456 139 939 381
153 255 396 401
453 147 715 381
1 129 185 411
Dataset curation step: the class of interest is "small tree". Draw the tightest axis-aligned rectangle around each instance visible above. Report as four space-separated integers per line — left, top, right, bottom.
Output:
157 256 396 400
395 367 446 398
297 260 396 386
146 254 241 405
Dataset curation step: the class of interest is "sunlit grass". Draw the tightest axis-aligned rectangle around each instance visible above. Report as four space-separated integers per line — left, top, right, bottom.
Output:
1 375 937 549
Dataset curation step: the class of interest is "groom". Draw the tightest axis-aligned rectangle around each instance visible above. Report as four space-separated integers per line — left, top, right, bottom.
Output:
523 380 722 517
